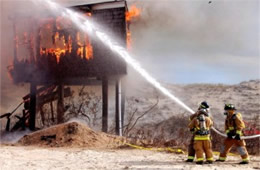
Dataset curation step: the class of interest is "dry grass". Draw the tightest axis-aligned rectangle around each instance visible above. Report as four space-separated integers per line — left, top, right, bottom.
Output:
127 115 260 155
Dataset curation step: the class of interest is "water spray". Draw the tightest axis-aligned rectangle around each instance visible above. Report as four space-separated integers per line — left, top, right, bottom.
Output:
36 0 260 139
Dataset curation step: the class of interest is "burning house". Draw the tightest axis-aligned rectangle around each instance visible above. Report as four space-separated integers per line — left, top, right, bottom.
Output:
6 0 139 135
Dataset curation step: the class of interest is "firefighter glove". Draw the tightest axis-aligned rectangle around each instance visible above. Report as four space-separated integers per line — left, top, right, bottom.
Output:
227 132 233 139
234 134 241 140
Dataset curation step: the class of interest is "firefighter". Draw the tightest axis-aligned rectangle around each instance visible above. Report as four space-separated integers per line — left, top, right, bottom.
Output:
216 104 249 164
189 109 213 164
186 101 211 163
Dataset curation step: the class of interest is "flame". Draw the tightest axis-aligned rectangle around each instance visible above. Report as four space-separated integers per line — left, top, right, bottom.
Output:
68 35 72 53
126 5 141 21
55 32 59 40
85 43 93 60
84 33 93 60
41 48 65 63
77 47 83 57
39 13 93 63
85 12 92 17
126 31 131 50
125 5 141 50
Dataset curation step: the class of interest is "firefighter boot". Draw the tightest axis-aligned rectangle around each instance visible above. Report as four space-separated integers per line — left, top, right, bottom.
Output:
185 138 195 162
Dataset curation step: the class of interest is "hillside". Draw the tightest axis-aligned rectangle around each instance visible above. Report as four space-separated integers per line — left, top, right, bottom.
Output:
125 79 260 129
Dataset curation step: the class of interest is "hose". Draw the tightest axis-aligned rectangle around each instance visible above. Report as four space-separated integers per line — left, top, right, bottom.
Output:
211 127 260 139
189 111 260 139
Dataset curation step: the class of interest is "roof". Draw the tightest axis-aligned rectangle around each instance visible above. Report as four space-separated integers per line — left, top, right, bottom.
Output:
63 0 118 7
71 0 127 11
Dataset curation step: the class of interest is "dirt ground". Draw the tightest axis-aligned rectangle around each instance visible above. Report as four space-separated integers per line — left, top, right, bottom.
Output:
0 146 259 170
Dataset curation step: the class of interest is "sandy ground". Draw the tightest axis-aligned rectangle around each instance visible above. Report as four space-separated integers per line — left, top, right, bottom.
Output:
0 146 259 170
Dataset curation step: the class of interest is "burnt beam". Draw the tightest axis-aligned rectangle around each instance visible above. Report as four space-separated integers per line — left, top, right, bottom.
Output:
102 77 108 133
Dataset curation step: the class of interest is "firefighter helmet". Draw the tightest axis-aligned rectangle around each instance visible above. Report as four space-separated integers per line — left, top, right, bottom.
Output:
224 104 236 110
199 101 209 109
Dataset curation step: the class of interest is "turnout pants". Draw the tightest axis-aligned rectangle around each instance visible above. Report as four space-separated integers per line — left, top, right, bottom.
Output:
194 140 213 162
219 138 249 162
187 135 195 160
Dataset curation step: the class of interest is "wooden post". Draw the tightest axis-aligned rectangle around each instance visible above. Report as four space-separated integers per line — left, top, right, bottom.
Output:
50 101 55 123
115 79 122 136
121 79 126 134
39 106 45 126
29 83 37 130
102 77 108 133
57 84 64 123
22 109 26 130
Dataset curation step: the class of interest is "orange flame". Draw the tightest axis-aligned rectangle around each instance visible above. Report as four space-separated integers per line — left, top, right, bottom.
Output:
126 32 131 50
126 5 141 21
85 12 92 17
67 35 72 53
55 32 59 41
41 48 65 63
40 14 93 63
85 43 93 60
126 5 141 50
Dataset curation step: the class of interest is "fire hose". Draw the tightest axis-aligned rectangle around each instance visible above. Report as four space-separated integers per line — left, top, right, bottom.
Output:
211 126 260 140
189 109 260 139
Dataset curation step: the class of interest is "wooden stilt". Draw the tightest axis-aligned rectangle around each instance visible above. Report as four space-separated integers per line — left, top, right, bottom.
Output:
29 83 37 130
121 80 126 134
57 84 64 123
50 101 55 123
102 77 108 133
115 79 122 136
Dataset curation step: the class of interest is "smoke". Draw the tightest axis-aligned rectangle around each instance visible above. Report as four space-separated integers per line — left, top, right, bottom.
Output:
0 129 32 144
129 0 259 84
0 1 43 124
0 0 259 122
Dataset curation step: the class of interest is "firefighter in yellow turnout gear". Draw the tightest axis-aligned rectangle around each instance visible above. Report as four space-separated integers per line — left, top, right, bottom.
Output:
189 109 213 164
216 104 249 164
186 101 210 162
